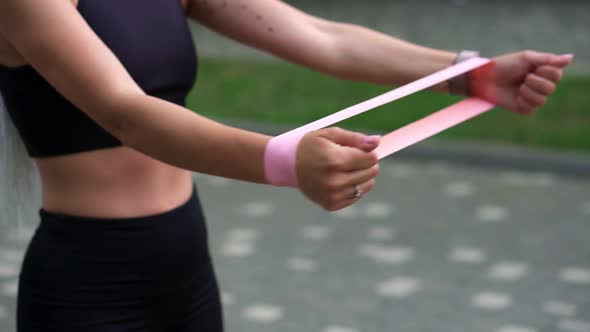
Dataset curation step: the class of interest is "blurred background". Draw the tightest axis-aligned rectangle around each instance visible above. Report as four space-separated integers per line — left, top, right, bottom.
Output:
192 0 590 71
1 0 589 331
188 0 590 153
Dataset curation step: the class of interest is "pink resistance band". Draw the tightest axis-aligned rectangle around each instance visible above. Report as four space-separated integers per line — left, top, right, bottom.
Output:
265 57 495 187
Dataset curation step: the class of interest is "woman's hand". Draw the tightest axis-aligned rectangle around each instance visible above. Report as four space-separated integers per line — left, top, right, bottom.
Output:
470 51 573 114
296 127 380 211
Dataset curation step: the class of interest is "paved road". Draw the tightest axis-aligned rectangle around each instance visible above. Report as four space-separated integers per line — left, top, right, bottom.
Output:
1 158 589 332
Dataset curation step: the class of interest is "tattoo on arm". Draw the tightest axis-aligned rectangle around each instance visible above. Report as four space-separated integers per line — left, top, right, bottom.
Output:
193 0 275 32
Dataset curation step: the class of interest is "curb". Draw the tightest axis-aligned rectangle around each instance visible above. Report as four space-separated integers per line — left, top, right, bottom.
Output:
213 117 590 178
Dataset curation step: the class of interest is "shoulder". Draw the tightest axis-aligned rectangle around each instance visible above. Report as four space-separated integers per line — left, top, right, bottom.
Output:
0 0 79 68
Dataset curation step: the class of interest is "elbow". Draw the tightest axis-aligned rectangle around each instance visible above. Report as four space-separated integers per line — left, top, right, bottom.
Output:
84 87 144 144
101 112 131 144
308 21 358 78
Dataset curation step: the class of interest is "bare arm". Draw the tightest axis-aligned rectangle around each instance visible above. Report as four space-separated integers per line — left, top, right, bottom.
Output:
187 0 456 90
187 0 571 113
0 0 381 211
0 0 270 183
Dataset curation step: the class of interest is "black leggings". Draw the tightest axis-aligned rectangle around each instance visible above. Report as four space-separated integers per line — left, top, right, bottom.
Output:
17 184 223 332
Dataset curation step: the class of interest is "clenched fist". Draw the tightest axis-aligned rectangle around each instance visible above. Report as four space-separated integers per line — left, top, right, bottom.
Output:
471 51 573 114
295 127 380 211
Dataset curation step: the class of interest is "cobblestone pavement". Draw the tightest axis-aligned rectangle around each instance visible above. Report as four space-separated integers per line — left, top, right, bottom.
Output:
1 158 589 332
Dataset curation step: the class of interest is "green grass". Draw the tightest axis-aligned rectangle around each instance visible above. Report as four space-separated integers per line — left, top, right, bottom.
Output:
187 58 590 153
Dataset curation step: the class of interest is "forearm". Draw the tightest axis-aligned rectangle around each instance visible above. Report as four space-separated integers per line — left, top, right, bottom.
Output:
105 94 270 183
319 22 457 91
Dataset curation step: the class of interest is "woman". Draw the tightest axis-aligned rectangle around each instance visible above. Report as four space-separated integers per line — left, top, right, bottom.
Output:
0 0 571 331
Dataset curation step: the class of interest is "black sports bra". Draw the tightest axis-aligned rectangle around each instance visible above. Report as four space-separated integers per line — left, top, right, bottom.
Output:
0 0 198 157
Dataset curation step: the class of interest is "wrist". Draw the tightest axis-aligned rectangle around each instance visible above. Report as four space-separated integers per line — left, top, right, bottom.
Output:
263 133 304 188
448 50 480 96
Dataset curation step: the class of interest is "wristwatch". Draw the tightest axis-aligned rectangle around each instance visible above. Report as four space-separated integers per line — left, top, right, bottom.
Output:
448 50 480 96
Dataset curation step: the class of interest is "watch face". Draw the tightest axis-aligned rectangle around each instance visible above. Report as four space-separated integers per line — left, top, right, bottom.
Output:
458 50 481 62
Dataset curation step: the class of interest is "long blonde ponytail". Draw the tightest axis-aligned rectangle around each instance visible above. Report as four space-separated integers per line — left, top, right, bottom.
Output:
0 91 41 244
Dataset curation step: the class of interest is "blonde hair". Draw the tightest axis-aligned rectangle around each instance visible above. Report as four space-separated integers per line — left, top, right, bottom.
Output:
0 91 41 242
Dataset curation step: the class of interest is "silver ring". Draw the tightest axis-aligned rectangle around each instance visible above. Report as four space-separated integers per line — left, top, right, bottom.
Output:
353 184 363 199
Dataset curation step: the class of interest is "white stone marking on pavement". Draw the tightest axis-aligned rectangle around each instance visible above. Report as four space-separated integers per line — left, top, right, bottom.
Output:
476 205 508 223
500 171 555 187
242 303 284 323
496 325 537 332
227 228 259 242
558 319 590 332
583 202 590 216
500 171 531 186
302 225 331 241
443 181 475 198
323 325 360 332
488 261 529 281
471 291 513 310
208 176 232 187
449 247 487 264
0 248 23 262
1 279 18 297
529 172 555 187
376 276 421 298
368 226 396 241
0 263 18 278
241 202 274 218
221 292 236 306
543 301 577 317
287 257 317 272
332 205 360 219
387 163 416 178
559 267 590 285
359 244 414 265
363 202 394 218
220 241 254 257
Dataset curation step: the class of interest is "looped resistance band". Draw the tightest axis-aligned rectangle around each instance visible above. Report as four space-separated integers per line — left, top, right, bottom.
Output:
264 57 495 187
280 57 495 159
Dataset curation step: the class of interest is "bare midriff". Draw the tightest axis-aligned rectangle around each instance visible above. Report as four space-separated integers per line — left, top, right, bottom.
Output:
2 0 196 218
34 146 194 218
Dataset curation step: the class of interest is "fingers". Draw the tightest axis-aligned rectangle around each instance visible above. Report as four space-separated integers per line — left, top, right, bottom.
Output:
337 176 377 202
516 95 540 115
359 135 381 152
326 164 379 201
550 54 574 68
525 73 556 95
535 65 563 83
296 129 381 212
517 65 565 115
522 51 574 69
344 164 380 188
319 127 381 152
336 146 379 172
346 179 376 202
320 136 379 210
324 179 377 212
519 84 547 110
317 127 380 172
